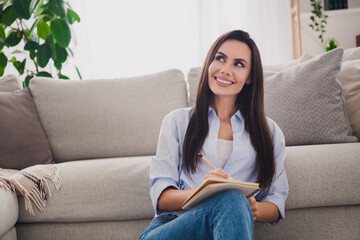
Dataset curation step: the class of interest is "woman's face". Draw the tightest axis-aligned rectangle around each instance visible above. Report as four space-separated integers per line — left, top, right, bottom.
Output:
208 39 252 99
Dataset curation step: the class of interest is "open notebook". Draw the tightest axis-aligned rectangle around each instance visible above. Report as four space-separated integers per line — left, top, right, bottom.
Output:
182 177 259 210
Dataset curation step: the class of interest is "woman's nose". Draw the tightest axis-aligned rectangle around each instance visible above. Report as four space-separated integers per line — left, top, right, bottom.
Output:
220 64 231 76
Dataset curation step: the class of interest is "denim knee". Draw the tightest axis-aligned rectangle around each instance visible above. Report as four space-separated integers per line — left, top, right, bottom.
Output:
216 190 250 211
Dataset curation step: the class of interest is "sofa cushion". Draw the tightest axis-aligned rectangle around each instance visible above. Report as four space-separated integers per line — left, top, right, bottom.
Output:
284 143 360 210
343 46 360 61
264 48 357 145
0 184 18 237
29 69 188 162
0 75 21 92
17 156 154 223
0 88 53 169
339 60 360 139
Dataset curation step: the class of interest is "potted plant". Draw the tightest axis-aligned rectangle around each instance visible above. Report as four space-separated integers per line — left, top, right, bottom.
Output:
0 0 81 87
308 0 338 51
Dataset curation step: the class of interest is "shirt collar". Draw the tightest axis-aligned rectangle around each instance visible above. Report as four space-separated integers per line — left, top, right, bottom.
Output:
208 106 244 123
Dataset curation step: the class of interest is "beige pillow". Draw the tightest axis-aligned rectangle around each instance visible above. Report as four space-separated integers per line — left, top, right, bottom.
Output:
0 75 22 92
343 47 360 62
339 60 360 139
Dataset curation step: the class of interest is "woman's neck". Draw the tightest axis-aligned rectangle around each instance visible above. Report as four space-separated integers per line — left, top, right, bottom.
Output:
211 96 237 121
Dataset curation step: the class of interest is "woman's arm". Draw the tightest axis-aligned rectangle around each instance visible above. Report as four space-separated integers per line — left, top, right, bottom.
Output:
248 197 279 223
158 187 198 212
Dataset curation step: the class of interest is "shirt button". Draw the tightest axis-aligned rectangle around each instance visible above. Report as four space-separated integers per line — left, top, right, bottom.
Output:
231 159 235 163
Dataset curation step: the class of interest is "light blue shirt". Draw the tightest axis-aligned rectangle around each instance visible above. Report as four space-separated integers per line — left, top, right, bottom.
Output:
150 107 289 225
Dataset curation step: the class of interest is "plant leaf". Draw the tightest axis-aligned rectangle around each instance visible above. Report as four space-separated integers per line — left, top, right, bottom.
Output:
23 74 33 87
0 51 8 68
37 20 50 40
24 38 39 50
0 67 4 76
50 19 71 47
0 27 6 50
29 50 36 59
1 6 18 26
49 0 66 18
67 8 80 23
53 60 61 69
11 49 24 54
36 71 52 77
75 65 82 79
13 0 32 20
30 0 40 15
6 31 22 46
37 42 51 67
54 43 67 63
13 60 25 74
30 15 44 33
59 74 69 79
46 34 56 59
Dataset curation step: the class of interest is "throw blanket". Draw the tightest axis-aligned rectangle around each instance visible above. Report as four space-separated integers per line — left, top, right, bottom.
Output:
0 164 62 215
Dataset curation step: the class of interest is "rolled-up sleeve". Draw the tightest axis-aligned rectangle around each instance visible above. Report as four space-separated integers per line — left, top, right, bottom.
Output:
261 118 289 225
149 113 181 215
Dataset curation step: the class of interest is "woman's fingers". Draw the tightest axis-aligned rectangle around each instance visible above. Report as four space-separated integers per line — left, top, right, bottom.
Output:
209 169 231 179
247 197 258 221
203 169 232 181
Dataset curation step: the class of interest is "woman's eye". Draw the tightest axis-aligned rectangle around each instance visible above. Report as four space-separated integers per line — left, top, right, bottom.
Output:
235 61 244 68
216 56 224 62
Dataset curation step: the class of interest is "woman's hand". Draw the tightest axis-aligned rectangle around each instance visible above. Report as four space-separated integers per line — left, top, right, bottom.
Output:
247 196 258 221
203 168 232 181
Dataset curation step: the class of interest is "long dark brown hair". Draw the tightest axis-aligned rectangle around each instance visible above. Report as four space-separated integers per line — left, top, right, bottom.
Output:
182 30 275 192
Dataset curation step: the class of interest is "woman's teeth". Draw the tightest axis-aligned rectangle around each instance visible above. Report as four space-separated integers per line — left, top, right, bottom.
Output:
216 77 232 85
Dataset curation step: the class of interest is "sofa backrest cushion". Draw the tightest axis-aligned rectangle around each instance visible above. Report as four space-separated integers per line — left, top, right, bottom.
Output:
29 69 188 162
0 88 53 169
188 48 358 146
339 59 360 139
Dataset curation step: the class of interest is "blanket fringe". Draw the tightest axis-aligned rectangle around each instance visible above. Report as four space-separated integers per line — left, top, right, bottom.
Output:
0 164 62 216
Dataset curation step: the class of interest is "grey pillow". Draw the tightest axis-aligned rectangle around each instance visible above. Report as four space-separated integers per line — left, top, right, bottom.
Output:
0 75 22 92
264 48 358 145
0 88 53 169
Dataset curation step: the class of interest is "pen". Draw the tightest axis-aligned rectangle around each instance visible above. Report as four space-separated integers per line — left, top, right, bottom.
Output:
198 153 217 170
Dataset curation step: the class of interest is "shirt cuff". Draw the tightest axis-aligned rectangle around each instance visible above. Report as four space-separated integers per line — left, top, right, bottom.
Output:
150 178 179 216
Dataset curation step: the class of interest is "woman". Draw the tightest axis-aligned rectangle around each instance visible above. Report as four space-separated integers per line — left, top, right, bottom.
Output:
140 30 288 240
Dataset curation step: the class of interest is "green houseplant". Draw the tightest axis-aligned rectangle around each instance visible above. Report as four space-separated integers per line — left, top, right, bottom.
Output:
0 0 81 87
308 0 338 51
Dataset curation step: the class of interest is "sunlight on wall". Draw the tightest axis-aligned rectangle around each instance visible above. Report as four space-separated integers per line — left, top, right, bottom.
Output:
68 0 200 80
65 0 293 80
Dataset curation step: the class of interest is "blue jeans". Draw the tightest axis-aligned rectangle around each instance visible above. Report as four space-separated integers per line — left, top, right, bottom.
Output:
140 190 253 240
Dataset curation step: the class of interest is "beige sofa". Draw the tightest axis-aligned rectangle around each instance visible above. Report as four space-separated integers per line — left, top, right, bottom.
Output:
1 47 359 240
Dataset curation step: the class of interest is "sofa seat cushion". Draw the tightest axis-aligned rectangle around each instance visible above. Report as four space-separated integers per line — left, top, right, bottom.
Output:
0 187 18 237
17 156 154 223
285 143 360 210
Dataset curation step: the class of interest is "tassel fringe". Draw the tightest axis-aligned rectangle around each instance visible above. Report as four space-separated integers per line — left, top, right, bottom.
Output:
0 164 62 216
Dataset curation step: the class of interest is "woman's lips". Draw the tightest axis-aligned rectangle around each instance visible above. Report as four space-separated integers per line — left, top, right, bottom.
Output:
214 76 234 87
